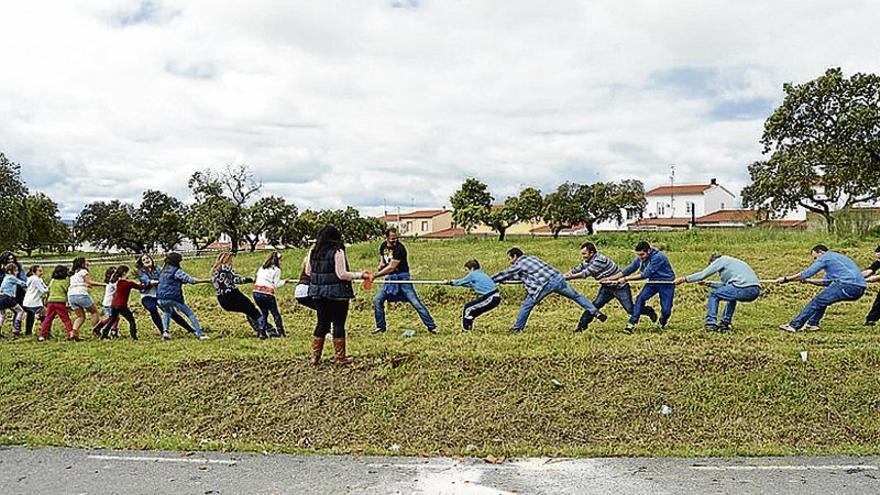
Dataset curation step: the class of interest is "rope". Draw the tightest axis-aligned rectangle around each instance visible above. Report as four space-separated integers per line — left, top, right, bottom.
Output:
357 278 831 286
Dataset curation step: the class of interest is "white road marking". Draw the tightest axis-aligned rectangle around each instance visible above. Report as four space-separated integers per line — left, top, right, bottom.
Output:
692 464 878 471
87 454 237 465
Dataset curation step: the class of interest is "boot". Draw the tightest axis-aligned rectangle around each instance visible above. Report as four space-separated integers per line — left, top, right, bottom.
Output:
333 338 355 365
311 336 325 366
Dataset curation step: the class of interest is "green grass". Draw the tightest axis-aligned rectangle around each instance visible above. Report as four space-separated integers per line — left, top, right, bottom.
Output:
2 229 880 457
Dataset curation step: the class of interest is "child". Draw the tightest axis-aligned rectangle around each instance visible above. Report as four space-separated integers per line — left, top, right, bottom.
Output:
101 266 119 338
136 254 196 336
0 262 28 337
211 252 268 339
23 265 49 336
156 252 209 340
40 265 74 341
253 251 286 337
67 257 105 338
94 265 147 340
446 259 502 331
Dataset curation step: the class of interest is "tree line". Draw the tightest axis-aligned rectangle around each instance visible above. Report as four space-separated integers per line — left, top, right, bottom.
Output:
449 177 646 240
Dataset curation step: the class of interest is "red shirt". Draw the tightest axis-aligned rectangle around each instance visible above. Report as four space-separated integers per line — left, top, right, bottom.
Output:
112 279 147 308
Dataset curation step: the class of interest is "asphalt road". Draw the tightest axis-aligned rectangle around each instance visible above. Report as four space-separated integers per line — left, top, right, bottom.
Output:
2 446 879 494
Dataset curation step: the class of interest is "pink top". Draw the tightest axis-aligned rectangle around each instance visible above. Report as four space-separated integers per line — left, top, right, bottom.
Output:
304 249 358 281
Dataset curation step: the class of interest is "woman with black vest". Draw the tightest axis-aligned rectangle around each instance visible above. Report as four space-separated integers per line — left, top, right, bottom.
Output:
306 225 366 365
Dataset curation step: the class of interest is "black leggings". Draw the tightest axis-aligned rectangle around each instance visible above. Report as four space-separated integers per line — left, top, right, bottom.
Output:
868 292 880 323
314 298 349 338
97 307 137 338
24 307 42 336
217 290 264 331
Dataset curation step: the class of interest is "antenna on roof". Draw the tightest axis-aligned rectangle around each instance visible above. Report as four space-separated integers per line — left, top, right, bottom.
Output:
669 164 676 218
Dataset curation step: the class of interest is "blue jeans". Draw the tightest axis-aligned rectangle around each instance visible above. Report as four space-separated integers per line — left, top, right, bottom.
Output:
706 285 761 326
790 283 865 328
254 292 284 332
157 299 202 334
374 283 436 330
514 275 597 331
630 283 675 325
578 284 634 330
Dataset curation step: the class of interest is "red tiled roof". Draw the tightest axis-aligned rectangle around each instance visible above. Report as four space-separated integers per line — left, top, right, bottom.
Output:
696 209 758 223
529 224 585 234
420 227 466 239
376 209 450 220
630 218 691 227
765 220 808 229
645 184 713 196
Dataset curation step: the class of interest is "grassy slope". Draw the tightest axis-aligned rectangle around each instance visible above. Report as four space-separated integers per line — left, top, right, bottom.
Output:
2 230 880 457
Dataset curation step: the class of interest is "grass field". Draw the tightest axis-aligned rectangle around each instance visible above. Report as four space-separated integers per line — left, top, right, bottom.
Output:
2 229 880 458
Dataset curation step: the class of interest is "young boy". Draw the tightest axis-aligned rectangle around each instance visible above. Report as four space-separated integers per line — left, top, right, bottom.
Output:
446 259 502 331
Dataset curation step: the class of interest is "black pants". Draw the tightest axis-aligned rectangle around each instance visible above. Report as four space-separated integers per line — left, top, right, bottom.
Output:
217 290 264 333
297 296 317 310
462 291 501 330
99 307 137 339
24 307 42 336
868 292 880 323
314 298 349 338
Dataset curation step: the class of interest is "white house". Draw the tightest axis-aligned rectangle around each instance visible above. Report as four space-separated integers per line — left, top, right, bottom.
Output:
643 178 736 220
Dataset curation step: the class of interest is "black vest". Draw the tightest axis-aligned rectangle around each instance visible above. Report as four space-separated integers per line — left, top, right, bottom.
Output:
307 248 354 299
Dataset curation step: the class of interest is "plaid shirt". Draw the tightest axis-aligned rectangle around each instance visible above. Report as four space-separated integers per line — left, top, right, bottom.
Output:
568 252 622 280
492 255 561 298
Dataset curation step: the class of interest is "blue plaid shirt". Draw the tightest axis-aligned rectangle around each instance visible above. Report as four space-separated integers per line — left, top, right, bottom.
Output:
492 255 561 298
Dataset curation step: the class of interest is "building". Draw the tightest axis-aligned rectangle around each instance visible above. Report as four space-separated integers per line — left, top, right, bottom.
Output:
644 178 735 220
378 209 454 237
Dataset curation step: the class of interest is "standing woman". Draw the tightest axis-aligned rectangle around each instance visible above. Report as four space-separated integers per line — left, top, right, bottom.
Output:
307 225 366 366
136 254 196 336
253 252 286 337
0 252 27 305
210 252 270 339
67 256 105 338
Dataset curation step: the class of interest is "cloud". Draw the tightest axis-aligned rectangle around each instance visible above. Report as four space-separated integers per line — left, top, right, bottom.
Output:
1 1 879 220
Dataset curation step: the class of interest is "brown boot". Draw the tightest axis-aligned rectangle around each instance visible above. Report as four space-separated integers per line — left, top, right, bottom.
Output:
311 336 325 366
333 338 354 365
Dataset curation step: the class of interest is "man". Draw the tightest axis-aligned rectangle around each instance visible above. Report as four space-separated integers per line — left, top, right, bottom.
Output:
370 227 437 335
776 245 866 332
674 253 761 332
862 245 880 326
602 241 675 334
492 247 605 333
564 242 657 332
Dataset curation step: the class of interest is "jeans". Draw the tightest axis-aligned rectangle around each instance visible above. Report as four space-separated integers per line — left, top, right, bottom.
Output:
630 283 675 325
513 275 597 331
23 306 43 336
254 292 284 333
157 299 203 334
578 284 643 330
142 296 195 334
97 307 137 338
790 283 865 328
374 283 436 331
705 285 761 326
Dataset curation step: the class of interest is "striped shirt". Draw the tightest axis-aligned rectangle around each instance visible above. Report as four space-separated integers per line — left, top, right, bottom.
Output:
568 252 623 281
492 255 561 298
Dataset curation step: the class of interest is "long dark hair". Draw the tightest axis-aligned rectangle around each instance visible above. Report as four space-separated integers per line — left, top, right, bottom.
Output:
111 265 129 283
262 251 282 270
163 252 183 269
313 225 345 257
136 254 155 275
71 256 88 273
51 265 69 280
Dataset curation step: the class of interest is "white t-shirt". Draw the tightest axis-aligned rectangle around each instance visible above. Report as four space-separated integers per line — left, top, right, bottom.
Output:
23 275 49 308
254 266 285 295
68 269 90 296
102 282 117 307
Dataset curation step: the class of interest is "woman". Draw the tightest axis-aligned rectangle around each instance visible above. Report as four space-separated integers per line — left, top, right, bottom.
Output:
253 252 286 337
0 251 27 306
210 252 271 339
136 254 196 336
156 252 209 340
67 256 105 338
306 225 367 365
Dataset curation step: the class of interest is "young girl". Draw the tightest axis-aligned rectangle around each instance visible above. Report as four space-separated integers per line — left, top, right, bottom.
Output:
101 266 119 338
0 251 27 305
211 252 270 339
40 265 74 341
94 265 146 340
23 265 49 336
295 254 316 310
253 251 286 337
156 252 209 340
0 263 27 337
67 257 105 338
136 254 196 336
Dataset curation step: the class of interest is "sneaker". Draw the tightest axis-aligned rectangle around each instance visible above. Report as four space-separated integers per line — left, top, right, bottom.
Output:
573 326 587 333
427 327 439 335
161 331 171 340
508 327 523 334
37 336 46 342
197 333 209 340
778 323 799 333
705 324 719 332
595 312 608 323
622 323 635 334
371 328 386 335
718 322 732 332
866 320 877 327
803 324 820 332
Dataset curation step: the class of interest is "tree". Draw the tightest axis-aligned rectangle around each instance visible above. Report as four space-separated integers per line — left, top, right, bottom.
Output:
286 209 320 247
74 200 146 253
516 187 543 233
575 180 646 234
541 182 581 238
19 193 69 256
742 68 880 231
483 197 519 241
450 178 492 233
315 207 386 244
189 164 262 253
183 200 224 254
0 152 28 251
243 196 298 251
138 190 187 252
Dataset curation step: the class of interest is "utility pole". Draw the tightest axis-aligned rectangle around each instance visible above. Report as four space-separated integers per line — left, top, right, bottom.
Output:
669 164 676 218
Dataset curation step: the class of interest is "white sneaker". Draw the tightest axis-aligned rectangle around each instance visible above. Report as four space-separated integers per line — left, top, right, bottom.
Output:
196 332 209 340
778 323 799 333
803 325 820 332
161 331 171 340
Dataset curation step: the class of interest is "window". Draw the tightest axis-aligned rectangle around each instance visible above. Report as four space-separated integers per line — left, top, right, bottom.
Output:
720 202 725 209
656 203 666 216
686 202 693 214
626 208 640 220
421 221 429 231
405 221 413 233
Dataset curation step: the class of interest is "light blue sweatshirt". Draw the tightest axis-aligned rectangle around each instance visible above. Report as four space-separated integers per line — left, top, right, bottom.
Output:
452 269 498 295
685 255 760 288
800 251 866 287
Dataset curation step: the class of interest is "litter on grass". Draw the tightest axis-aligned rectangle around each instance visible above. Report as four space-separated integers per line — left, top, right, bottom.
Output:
659 405 672 415
402 329 416 338
800 351 809 362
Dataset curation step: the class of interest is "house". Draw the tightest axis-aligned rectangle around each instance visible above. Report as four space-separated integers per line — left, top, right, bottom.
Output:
629 208 808 231
378 209 454 237
644 178 736 220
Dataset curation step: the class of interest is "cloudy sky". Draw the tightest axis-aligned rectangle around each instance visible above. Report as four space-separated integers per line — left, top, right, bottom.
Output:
2 1 879 218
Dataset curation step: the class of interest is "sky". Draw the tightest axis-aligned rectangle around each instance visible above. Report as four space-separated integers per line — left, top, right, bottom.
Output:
2 0 879 218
